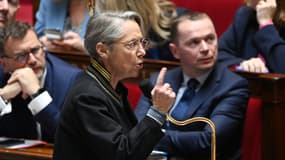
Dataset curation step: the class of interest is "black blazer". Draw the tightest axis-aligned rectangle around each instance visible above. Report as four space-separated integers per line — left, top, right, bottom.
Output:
53 65 164 160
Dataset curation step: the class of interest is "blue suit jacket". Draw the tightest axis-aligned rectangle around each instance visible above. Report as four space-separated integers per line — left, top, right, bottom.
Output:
0 53 82 142
34 0 90 38
218 6 285 73
135 63 249 160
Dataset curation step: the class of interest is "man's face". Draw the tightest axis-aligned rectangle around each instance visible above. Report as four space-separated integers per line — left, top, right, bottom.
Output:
0 0 19 27
170 17 218 76
1 29 46 79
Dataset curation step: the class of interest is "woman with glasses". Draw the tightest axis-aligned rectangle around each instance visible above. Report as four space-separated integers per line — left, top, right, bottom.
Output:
95 0 186 61
53 11 176 160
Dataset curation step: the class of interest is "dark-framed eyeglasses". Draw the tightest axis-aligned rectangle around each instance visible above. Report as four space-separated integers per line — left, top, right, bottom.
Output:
2 45 43 63
120 38 150 50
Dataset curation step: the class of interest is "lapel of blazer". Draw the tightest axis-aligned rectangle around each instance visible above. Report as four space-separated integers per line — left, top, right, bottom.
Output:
44 54 55 96
184 64 222 118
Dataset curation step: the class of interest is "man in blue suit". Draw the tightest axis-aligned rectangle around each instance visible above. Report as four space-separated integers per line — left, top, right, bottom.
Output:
0 21 82 143
135 11 249 160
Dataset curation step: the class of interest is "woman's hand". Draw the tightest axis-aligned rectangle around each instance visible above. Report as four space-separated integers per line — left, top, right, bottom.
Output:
151 67 176 114
256 0 276 25
239 57 268 73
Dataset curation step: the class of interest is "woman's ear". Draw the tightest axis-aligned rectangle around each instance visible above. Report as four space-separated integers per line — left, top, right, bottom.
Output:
96 42 109 59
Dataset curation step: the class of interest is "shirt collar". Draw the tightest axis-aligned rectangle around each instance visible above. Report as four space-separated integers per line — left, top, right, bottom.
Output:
182 69 212 89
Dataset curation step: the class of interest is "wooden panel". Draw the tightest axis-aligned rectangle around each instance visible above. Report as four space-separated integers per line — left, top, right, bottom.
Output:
0 144 53 160
234 71 285 160
47 48 180 82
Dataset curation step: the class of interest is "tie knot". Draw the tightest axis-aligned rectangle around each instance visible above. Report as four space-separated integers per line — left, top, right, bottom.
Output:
187 78 199 89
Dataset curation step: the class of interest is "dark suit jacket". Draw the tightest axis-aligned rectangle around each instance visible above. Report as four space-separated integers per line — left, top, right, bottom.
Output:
218 6 285 73
53 64 164 160
0 53 82 142
135 62 249 160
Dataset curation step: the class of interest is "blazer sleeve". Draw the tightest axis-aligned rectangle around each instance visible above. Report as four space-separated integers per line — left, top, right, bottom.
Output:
254 25 285 73
218 6 256 67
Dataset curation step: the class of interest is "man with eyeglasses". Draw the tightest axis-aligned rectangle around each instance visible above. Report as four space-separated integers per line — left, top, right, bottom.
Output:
0 21 82 143
0 0 19 27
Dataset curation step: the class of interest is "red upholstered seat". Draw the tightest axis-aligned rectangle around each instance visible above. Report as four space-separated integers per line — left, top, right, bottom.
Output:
171 0 242 36
16 0 34 24
124 82 142 109
242 98 262 160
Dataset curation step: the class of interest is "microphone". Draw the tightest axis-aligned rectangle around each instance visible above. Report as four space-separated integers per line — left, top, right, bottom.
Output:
139 79 153 99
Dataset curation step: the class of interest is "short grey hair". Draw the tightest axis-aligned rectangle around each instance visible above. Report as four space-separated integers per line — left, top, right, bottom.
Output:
84 11 143 59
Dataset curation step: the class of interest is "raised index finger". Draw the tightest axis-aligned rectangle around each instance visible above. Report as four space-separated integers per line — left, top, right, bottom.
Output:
155 67 167 87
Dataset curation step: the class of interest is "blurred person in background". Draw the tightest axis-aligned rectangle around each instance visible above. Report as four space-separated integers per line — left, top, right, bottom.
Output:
0 0 19 28
35 0 89 53
95 0 186 61
219 0 285 73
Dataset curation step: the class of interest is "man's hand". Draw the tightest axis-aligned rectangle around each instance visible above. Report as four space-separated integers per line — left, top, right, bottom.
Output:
151 67 176 114
7 68 41 97
0 82 21 100
239 57 268 73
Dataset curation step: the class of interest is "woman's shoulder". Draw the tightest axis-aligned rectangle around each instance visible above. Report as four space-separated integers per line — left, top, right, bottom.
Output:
236 5 255 17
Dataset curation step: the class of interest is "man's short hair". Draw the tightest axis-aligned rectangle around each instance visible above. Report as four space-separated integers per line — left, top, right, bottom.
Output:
0 21 32 56
170 11 211 43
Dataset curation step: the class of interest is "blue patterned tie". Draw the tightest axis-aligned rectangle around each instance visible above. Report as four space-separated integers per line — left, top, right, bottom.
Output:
171 79 199 120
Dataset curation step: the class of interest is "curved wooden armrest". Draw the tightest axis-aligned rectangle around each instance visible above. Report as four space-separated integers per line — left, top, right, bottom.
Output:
232 69 285 103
